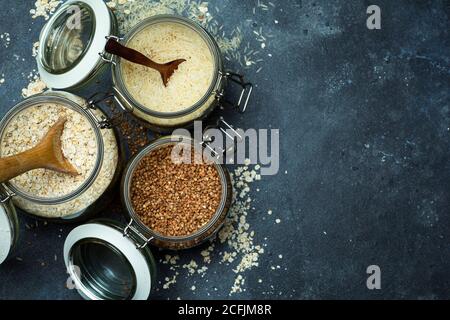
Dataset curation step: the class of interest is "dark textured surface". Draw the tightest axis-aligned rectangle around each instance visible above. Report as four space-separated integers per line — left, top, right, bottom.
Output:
0 0 450 300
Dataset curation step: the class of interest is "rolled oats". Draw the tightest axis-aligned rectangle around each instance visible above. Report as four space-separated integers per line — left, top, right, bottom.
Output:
0 102 118 218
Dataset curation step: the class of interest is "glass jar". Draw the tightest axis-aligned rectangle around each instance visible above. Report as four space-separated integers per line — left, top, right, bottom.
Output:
63 219 157 300
111 15 253 132
120 136 233 250
0 92 122 222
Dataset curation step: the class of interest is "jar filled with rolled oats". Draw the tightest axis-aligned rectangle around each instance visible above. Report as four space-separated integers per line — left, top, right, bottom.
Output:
0 92 122 222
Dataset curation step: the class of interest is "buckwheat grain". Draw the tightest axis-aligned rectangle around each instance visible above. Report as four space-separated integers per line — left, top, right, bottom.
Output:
130 145 222 237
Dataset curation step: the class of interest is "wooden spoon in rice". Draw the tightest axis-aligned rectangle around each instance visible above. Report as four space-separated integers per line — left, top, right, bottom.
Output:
105 38 186 87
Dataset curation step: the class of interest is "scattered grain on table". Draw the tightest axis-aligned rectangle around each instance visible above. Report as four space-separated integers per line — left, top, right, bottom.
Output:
30 0 62 20
106 0 275 70
32 42 40 57
0 32 10 50
22 76 47 98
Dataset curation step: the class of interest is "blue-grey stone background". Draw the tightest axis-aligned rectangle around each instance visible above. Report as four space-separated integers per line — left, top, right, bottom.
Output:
0 0 449 299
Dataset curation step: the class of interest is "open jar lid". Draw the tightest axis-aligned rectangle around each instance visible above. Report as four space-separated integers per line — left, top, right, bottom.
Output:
0 187 19 265
63 220 156 300
37 0 113 89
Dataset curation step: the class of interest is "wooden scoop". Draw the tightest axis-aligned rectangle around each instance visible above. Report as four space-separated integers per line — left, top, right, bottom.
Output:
105 38 186 87
0 117 79 183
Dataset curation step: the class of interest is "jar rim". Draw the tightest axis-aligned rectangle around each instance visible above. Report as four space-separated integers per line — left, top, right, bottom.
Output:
122 136 229 243
0 94 105 205
113 14 223 119
68 238 137 300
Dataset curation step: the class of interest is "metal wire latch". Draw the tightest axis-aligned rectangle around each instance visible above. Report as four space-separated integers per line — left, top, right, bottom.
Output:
0 189 15 203
83 92 129 129
123 219 154 250
216 71 253 113
202 117 243 159
98 35 124 66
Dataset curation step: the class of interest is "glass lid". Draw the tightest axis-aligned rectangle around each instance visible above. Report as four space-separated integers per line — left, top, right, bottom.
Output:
0 187 18 265
40 1 95 74
37 0 113 89
64 222 153 300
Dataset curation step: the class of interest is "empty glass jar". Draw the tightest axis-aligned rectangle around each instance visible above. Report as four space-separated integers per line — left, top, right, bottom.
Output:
64 218 157 300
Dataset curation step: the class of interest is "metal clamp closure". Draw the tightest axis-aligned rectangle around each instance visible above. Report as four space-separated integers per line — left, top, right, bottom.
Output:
0 189 15 203
99 52 116 66
123 219 154 250
216 71 253 114
83 92 129 129
98 35 124 66
202 117 243 159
